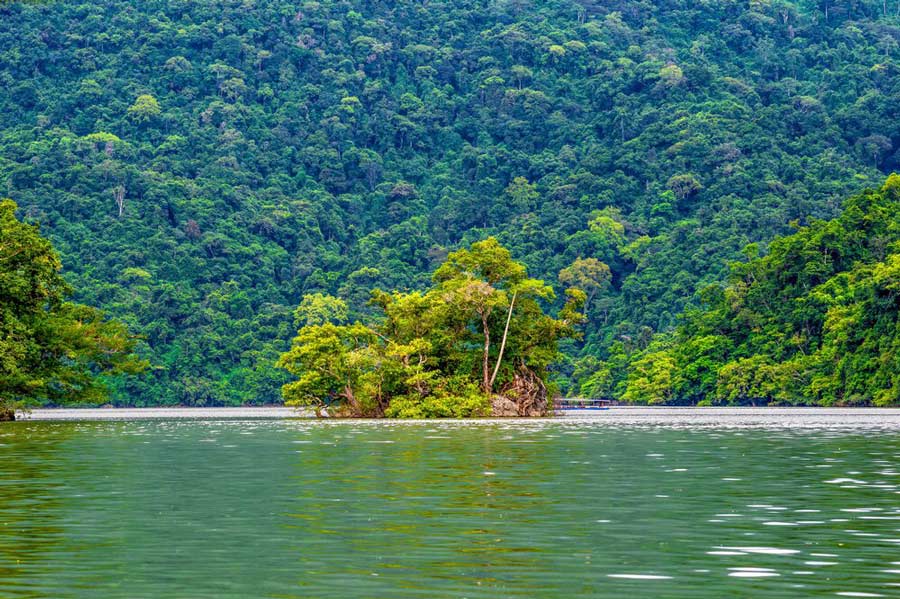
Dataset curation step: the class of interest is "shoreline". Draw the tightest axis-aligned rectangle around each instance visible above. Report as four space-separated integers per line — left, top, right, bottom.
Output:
15 405 900 422
20 407 308 420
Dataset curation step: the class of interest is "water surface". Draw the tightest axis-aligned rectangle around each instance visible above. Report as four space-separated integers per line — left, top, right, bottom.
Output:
2 413 899 597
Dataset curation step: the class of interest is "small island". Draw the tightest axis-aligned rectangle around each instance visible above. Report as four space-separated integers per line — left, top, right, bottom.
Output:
277 238 585 417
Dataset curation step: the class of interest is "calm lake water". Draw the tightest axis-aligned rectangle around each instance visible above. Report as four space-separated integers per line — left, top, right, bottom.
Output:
2 411 900 597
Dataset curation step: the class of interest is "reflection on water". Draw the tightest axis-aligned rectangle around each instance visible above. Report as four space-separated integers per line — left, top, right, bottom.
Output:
0 418 898 597
0 425 77 598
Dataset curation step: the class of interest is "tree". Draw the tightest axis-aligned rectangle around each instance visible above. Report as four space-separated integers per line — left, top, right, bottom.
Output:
127 94 161 123
293 293 348 327
658 64 685 88
667 174 703 201
0 200 145 418
559 257 612 309
276 322 384 417
433 237 561 395
504 176 539 212
621 347 676 405
857 134 892 167
587 210 627 255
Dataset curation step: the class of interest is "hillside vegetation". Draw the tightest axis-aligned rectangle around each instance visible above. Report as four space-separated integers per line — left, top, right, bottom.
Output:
610 176 900 406
1 0 898 404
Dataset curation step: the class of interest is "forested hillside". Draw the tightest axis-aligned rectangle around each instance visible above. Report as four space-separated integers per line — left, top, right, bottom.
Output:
612 176 900 406
1 0 898 405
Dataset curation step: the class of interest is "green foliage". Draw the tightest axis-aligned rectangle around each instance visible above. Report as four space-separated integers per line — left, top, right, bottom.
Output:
0 199 145 409
559 257 611 313
126 94 161 123
384 378 488 419
277 239 579 417
293 293 348 327
1 1 899 404
621 346 676 406
276 322 384 417
614 177 900 406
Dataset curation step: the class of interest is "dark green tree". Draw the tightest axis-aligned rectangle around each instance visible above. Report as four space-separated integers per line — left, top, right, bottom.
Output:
0 200 145 418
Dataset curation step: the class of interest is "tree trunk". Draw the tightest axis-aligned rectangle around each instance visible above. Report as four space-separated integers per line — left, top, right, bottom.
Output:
114 185 126 218
343 384 360 416
481 312 491 394
490 291 516 390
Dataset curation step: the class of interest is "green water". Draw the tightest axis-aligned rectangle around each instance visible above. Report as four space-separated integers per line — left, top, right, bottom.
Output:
1 418 899 598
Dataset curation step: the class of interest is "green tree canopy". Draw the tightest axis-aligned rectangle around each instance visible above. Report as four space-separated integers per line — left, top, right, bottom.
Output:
126 94 161 123
0 200 145 413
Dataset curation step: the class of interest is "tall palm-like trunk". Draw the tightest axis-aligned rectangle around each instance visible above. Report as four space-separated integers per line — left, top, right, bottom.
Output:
490 291 517 390
481 313 491 394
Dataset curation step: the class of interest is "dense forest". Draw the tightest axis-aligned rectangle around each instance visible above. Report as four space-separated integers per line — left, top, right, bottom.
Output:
1 0 899 405
610 176 900 405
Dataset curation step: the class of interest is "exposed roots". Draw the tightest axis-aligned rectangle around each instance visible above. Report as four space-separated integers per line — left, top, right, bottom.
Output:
492 366 549 417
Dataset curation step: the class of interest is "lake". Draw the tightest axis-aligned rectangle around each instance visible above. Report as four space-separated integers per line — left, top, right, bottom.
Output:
2 409 899 597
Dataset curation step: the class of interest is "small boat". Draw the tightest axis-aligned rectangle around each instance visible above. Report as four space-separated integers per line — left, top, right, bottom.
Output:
554 398 612 412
